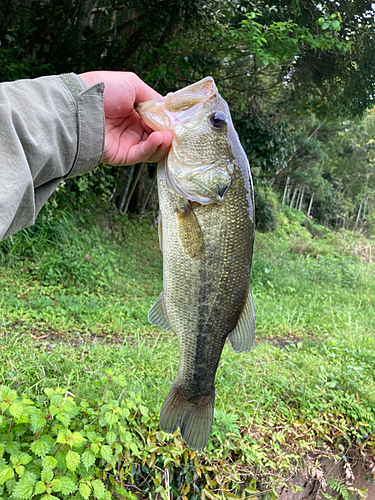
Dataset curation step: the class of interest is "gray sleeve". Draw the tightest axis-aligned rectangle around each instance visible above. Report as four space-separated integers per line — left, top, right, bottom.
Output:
0 73 105 241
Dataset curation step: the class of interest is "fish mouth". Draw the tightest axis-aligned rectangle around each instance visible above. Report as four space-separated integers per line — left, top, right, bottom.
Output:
136 79 216 130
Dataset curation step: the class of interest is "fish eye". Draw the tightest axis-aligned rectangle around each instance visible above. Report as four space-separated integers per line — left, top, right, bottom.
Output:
209 111 226 128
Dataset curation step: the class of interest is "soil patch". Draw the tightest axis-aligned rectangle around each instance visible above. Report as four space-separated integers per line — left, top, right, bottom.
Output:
278 451 375 499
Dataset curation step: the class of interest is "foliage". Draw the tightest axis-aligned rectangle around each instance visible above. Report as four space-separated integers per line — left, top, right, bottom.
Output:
0 378 261 499
1 200 373 338
234 109 290 179
323 477 350 500
1 0 373 119
321 110 375 231
0 202 375 496
0 0 374 231
0 367 373 499
229 11 347 71
0 204 164 336
1 328 375 499
253 184 278 232
0 384 116 500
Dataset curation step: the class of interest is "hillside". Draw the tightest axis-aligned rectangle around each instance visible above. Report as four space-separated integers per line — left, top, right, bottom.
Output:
0 203 374 499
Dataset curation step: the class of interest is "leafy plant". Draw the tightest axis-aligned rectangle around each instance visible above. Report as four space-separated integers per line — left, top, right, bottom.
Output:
323 477 350 500
0 196 374 498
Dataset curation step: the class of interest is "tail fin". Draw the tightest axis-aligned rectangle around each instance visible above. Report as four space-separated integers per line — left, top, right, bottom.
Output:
159 383 215 450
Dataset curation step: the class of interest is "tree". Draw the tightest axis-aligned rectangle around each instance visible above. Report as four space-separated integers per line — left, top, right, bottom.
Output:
220 1 374 119
0 0 374 231
322 110 375 230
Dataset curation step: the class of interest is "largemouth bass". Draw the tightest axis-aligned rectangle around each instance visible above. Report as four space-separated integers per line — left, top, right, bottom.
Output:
137 77 255 450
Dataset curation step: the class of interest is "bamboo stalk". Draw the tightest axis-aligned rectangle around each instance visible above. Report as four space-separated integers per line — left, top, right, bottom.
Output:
282 176 290 205
118 165 135 213
298 186 304 211
307 193 314 217
295 187 302 210
362 195 369 224
290 187 298 208
121 162 146 214
355 198 364 229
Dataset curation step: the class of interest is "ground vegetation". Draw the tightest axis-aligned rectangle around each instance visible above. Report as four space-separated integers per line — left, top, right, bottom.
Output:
0 202 374 498
0 1 375 498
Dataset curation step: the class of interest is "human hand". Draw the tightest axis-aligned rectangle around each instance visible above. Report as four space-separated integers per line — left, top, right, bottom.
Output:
78 71 172 166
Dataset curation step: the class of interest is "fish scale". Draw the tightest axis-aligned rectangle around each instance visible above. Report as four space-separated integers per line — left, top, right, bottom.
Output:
137 76 255 450
158 164 253 446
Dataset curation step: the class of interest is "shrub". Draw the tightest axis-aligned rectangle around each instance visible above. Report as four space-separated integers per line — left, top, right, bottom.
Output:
0 380 262 500
0 382 142 500
254 185 278 232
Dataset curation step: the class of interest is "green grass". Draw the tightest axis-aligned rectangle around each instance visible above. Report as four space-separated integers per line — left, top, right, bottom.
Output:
252 234 375 337
1 206 373 341
1 325 375 452
0 208 163 335
0 203 374 496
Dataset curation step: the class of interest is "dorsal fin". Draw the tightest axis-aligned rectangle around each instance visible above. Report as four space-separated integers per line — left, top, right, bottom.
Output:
148 293 172 332
228 288 255 353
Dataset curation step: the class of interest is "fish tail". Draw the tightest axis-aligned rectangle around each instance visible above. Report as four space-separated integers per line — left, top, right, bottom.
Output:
159 382 215 450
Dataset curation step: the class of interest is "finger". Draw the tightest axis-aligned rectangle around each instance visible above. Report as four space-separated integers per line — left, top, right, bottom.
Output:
131 73 162 103
139 118 154 135
126 131 172 165
147 133 174 163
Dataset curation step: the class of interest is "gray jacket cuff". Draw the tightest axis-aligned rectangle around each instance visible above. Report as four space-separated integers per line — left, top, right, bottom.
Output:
59 74 105 178
0 73 105 240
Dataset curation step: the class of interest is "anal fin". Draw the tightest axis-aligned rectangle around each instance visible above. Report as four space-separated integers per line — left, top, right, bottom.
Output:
228 287 256 353
148 293 172 332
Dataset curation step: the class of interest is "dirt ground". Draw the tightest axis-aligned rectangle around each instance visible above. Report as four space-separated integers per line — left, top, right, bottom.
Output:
278 453 375 499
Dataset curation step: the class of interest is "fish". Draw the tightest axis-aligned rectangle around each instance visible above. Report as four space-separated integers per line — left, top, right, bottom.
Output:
137 77 255 450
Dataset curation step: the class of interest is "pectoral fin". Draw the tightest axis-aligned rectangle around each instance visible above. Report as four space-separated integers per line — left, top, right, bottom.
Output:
148 293 172 332
228 288 256 353
175 202 205 260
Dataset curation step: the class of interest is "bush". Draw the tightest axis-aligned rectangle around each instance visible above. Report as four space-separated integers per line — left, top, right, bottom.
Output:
254 185 278 232
0 381 142 500
0 379 263 500
275 207 312 245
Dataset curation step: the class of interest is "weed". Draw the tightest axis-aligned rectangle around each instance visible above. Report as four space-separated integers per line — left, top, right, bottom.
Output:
0 202 374 497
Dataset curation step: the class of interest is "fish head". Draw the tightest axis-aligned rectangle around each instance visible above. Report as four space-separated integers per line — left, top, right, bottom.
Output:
137 77 234 204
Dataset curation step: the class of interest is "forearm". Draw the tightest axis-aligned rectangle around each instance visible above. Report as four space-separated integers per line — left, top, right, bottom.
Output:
0 73 105 241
